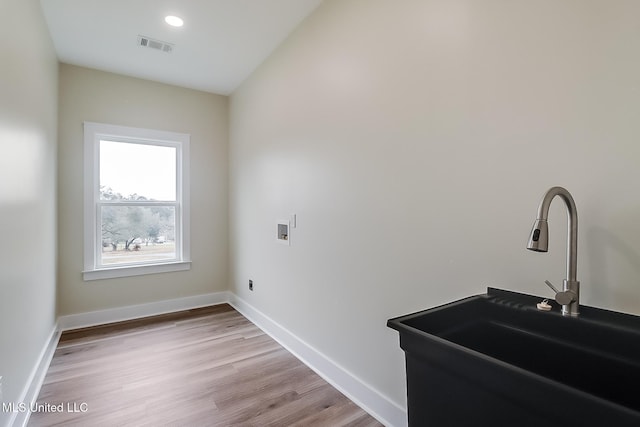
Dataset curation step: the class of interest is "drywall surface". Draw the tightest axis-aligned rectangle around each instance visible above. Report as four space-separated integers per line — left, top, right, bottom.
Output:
229 0 640 412
57 64 228 315
0 0 58 423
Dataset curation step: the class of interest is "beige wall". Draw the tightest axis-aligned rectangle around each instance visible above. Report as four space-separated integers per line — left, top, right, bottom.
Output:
230 0 640 411
57 64 228 315
0 0 58 421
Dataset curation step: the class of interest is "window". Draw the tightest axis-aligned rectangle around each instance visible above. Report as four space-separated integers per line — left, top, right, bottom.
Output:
83 122 190 280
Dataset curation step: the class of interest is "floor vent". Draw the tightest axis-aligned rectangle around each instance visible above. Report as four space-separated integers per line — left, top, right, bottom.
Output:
137 35 174 53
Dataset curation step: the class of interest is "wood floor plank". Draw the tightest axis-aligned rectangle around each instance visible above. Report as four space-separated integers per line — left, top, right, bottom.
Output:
29 304 383 427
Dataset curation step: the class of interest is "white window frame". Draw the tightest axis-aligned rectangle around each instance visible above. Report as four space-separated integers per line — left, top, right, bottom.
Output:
83 122 191 280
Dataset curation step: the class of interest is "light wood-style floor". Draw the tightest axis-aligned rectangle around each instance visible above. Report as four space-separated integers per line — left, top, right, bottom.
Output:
29 304 382 427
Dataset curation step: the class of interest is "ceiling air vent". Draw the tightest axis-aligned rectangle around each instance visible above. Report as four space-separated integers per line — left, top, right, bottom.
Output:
137 35 174 53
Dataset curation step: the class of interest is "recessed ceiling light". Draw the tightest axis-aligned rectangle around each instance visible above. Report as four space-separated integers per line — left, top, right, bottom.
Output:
164 15 184 27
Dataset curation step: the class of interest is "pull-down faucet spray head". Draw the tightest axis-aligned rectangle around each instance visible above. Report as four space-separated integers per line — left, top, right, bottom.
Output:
527 219 549 252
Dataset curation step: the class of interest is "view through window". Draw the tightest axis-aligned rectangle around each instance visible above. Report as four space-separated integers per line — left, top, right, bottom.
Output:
99 140 177 266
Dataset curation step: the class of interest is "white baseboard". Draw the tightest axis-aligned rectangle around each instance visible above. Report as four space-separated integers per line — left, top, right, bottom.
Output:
9 324 61 427
57 291 231 331
228 294 407 427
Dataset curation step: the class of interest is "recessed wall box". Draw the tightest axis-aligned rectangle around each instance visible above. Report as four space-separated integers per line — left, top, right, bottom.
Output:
277 220 290 245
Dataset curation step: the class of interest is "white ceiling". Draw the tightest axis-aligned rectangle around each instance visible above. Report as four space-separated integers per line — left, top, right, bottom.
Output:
40 0 323 95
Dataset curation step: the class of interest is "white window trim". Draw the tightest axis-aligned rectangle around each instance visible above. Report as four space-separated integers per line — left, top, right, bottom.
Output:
83 122 191 281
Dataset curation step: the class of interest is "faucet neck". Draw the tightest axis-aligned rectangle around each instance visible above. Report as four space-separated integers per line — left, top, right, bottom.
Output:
536 186 578 282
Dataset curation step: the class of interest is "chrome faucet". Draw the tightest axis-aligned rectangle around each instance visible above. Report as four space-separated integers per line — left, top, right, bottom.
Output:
527 186 580 316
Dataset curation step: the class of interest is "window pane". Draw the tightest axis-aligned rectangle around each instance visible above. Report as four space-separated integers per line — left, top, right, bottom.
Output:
100 140 176 201
100 205 176 266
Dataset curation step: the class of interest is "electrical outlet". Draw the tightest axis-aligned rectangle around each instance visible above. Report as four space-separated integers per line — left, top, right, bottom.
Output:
249 280 253 291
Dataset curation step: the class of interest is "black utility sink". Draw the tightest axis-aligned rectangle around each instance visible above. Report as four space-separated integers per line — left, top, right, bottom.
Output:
388 288 640 426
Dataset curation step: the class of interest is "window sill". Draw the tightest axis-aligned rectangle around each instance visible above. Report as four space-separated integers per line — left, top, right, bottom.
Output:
83 261 191 281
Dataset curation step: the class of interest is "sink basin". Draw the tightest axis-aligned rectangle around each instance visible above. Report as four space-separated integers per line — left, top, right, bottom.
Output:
388 288 640 426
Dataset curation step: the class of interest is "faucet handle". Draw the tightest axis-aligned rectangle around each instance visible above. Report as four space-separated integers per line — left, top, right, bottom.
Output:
544 280 560 294
544 280 577 306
